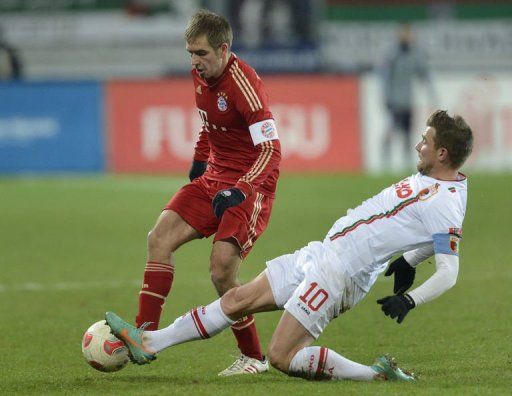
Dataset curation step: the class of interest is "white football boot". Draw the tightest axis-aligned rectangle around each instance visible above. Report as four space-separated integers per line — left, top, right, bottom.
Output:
218 354 269 376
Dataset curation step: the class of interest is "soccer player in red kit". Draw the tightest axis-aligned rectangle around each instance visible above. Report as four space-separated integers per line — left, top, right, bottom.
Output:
134 9 281 376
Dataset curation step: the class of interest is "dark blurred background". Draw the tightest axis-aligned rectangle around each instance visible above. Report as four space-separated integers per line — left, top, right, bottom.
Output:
1 0 511 174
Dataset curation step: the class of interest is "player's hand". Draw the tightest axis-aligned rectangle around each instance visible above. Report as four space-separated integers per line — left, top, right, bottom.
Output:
212 188 246 218
189 160 207 181
384 256 416 294
377 294 415 324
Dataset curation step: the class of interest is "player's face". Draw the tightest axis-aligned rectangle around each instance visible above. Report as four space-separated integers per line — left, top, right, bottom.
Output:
186 35 228 79
415 126 438 175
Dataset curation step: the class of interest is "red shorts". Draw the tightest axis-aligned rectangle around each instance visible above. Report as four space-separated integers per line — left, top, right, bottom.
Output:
165 177 274 258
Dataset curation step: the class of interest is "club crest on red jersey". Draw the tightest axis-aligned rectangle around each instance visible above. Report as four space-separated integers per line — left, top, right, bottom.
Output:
261 121 275 138
217 92 228 112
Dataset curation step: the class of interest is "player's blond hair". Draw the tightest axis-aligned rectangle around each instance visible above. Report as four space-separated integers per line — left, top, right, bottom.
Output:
185 9 233 50
427 110 473 169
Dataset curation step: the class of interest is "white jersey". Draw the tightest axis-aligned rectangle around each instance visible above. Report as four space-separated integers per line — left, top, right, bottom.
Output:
321 172 467 291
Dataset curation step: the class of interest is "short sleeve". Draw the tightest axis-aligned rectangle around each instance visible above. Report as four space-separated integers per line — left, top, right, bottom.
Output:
420 191 465 256
420 192 464 237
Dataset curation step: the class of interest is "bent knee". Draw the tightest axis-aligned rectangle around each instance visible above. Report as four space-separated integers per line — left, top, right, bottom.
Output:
209 262 238 295
267 338 305 374
220 286 254 317
147 227 157 244
147 225 181 254
267 345 292 373
147 226 167 249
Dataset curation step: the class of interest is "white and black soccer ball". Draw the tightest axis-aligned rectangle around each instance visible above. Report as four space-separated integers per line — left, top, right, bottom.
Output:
82 320 129 372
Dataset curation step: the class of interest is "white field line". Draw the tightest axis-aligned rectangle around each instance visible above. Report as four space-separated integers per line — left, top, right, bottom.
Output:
1 178 186 194
0 279 141 293
0 278 212 293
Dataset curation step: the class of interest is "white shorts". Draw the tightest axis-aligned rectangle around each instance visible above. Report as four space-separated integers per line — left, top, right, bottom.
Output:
265 241 366 339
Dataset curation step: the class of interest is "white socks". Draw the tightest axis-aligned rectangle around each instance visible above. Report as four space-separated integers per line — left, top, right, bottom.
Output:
143 298 235 352
288 346 377 381
141 300 376 382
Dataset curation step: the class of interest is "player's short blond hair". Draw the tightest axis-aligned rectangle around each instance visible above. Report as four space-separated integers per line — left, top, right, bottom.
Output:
185 9 233 50
427 110 473 169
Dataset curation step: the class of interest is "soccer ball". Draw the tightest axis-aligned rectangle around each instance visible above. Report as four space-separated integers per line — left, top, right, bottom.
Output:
82 320 129 372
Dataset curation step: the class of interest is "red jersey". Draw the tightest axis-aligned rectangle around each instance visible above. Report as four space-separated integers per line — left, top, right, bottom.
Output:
192 54 281 198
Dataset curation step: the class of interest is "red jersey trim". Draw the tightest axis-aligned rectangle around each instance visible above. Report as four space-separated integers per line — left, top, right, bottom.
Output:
329 188 428 241
229 62 263 112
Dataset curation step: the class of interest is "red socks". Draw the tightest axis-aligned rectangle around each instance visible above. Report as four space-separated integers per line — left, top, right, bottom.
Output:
135 261 263 361
230 315 264 360
135 261 174 330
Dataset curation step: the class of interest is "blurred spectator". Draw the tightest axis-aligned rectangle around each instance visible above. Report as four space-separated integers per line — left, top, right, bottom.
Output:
124 1 154 17
380 23 436 168
227 0 313 49
0 27 23 81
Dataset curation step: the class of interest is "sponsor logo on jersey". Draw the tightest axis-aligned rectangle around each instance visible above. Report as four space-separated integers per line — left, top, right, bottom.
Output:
449 235 460 254
419 183 440 201
261 121 275 138
394 178 413 198
217 92 228 112
297 302 311 315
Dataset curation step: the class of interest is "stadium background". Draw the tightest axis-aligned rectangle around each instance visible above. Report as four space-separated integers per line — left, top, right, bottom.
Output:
1 1 511 395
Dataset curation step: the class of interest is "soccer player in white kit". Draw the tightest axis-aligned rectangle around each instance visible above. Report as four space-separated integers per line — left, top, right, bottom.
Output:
106 110 473 381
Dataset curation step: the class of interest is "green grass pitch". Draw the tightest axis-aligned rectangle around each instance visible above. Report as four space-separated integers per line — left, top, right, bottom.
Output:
0 173 510 395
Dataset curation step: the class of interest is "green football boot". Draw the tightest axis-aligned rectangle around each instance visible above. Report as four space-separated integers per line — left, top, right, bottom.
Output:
371 355 415 382
105 311 157 365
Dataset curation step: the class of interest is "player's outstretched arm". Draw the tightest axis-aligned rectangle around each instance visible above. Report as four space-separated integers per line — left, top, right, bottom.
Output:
403 244 434 267
378 253 459 324
407 253 459 305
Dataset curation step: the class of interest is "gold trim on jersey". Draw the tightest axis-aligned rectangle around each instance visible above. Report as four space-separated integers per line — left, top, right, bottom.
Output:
242 193 264 251
229 62 263 112
241 141 274 183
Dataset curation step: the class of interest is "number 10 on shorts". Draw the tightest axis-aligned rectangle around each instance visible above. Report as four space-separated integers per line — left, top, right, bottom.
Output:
299 282 329 311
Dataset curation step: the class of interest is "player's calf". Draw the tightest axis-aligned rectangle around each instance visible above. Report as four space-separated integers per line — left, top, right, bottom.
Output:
288 347 414 381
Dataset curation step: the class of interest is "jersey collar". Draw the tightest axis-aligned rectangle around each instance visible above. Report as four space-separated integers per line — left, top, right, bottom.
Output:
419 172 467 183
